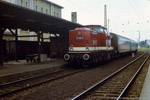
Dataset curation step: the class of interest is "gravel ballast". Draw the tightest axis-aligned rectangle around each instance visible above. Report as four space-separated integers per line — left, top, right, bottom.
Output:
1 52 144 100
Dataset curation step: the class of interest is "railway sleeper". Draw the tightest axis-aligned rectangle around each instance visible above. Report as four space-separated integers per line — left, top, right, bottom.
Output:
88 96 118 99
94 91 122 94
121 97 139 100
93 93 120 96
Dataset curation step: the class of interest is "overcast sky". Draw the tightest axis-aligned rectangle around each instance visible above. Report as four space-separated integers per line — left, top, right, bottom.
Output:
49 0 150 42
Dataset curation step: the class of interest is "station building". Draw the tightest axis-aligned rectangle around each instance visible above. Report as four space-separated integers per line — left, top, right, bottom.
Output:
2 0 63 42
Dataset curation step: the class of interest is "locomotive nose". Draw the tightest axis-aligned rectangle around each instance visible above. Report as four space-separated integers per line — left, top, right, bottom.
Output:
64 54 70 61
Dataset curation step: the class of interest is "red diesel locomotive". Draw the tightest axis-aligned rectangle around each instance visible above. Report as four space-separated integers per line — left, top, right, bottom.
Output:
64 25 137 66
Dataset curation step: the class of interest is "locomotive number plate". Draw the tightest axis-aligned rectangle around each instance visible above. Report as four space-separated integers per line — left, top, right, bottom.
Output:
75 37 84 40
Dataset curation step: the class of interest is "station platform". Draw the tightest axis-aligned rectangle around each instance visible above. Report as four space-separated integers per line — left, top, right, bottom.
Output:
140 64 150 100
0 59 66 77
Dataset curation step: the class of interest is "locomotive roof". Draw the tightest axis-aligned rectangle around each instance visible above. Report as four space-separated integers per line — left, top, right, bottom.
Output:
84 25 106 29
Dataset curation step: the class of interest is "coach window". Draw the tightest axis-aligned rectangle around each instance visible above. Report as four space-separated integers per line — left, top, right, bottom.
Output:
95 27 103 33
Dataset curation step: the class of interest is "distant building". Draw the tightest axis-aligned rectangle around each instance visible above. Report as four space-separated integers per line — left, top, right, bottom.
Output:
145 40 150 48
2 0 63 42
71 12 77 23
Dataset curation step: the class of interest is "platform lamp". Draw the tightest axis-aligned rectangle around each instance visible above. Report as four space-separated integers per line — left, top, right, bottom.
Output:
137 31 140 43
137 31 140 48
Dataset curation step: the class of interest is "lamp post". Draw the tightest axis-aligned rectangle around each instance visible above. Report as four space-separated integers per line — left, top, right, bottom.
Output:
122 24 124 33
137 31 140 48
108 19 110 32
137 22 140 43
137 31 140 42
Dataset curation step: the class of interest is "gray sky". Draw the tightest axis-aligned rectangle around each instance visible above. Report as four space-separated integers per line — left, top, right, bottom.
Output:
49 0 150 41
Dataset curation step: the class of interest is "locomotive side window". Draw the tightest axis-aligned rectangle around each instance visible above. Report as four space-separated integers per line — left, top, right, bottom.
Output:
104 29 109 35
94 27 103 33
75 37 84 40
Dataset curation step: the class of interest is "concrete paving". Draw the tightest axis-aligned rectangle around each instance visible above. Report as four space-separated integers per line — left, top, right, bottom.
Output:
0 59 65 77
140 64 150 100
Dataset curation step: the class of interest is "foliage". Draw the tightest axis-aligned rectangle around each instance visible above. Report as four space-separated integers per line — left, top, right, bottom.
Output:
139 41 146 47
139 48 150 51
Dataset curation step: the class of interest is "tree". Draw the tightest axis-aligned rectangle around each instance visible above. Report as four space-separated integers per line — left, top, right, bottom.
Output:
139 41 146 47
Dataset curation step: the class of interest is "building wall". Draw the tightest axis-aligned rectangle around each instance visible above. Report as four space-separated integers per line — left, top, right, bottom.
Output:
54 6 61 18
2 0 62 18
71 12 77 23
3 35 14 40
34 0 50 14
2 0 62 42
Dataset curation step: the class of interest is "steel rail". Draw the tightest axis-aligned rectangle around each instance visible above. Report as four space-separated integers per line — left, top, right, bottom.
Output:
71 53 145 100
116 54 150 100
0 68 88 98
0 69 66 87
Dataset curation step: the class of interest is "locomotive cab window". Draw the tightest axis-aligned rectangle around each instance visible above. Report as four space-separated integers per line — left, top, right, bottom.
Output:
94 27 104 33
104 29 109 35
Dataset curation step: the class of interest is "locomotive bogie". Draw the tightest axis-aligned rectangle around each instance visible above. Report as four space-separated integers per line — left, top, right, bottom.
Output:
64 53 90 62
64 53 91 66
64 51 113 66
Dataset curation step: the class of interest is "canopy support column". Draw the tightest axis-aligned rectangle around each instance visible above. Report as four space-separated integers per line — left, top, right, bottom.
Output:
37 31 42 63
0 27 6 66
15 28 18 62
41 33 44 53
8 28 18 62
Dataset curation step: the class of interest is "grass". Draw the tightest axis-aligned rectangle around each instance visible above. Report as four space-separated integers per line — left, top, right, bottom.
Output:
138 48 150 51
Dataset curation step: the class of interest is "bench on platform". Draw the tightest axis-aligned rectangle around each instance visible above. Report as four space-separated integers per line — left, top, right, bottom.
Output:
26 54 47 63
26 54 38 63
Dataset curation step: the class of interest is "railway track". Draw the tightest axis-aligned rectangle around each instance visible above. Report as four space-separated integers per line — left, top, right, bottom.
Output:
0 67 88 98
72 53 149 100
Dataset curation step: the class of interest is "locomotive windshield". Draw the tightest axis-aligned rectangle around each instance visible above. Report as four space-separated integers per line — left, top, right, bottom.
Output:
94 27 104 33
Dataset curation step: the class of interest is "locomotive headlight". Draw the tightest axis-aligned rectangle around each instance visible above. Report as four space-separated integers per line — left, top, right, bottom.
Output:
70 45 73 51
70 47 73 51
64 54 70 61
83 54 90 60
86 44 89 51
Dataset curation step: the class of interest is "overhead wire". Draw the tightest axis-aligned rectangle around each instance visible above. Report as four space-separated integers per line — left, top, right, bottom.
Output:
127 0 145 29
67 0 99 17
66 0 103 25
128 0 150 40
134 1 150 40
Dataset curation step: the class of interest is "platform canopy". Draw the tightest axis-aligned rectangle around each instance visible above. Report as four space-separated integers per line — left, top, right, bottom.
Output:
0 1 83 34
